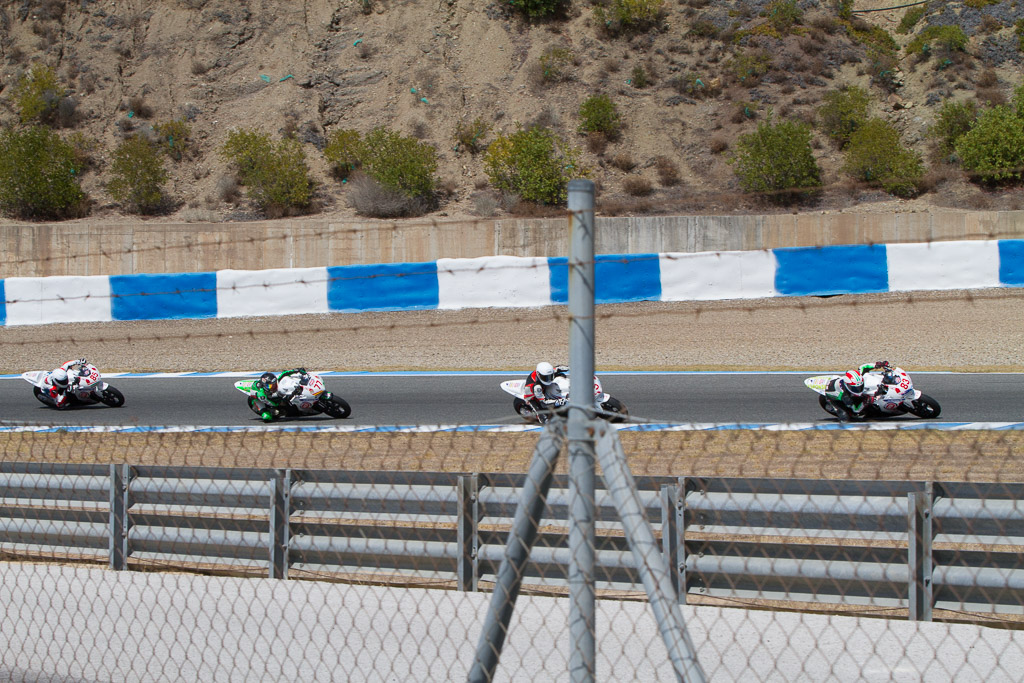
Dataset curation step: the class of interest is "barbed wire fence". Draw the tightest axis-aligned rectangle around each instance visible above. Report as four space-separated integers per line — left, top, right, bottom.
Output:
1 185 1023 680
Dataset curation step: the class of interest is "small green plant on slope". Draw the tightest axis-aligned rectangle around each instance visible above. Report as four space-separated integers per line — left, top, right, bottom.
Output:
13 63 68 125
107 135 169 214
509 0 565 19
728 116 822 205
484 126 587 205
153 119 192 162
928 99 978 158
357 127 438 200
578 94 621 138
323 128 363 178
817 85 870 148
0 125 87 219
594 0 665 34
766 0 802 34
954 104 1024 184
906 25 969 56
222 128 313 216
454 117 492 154
897 5 926 35
843 118 924 198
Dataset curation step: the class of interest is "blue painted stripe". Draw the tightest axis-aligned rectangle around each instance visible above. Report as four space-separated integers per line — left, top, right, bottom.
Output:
110 272 218 321
774 244 889 297
327 262 439 312
999 239 1024 286
0 279 5 326
549 254 662 304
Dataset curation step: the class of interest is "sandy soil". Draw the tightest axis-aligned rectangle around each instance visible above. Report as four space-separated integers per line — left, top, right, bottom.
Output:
2 289 1022 373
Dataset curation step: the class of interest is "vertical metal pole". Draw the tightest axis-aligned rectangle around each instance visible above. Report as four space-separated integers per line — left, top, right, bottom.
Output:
908 483 934 622
661 484 681 599
595 425 707 683
269 469 291 580
458 474 480 592
469 423 565 683
109 464 127 571
567 179 597 683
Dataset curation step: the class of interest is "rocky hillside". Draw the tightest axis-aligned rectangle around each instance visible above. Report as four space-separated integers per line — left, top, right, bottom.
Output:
0 0 1022 222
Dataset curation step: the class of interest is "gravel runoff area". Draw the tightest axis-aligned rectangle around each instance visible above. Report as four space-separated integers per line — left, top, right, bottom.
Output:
0 289 1022 374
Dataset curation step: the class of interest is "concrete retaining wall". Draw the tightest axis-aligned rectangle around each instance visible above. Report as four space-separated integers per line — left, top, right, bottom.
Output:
2 211 1022 278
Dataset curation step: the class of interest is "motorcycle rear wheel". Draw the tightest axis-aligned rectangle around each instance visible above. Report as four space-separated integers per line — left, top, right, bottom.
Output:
601 397 629 423
100 386 125 408
33 387 48 404
910 393 941 419
321 394 352 419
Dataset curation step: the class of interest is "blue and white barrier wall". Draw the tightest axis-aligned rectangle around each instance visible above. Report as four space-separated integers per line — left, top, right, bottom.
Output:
1 239 1022 326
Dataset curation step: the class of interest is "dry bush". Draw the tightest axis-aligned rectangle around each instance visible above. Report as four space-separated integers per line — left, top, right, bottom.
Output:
128 95 154 119
596 196 655 215
976 68 998 89
471 191 499 217
623 176 653 196
654 156 680 186
346 172 431 218
979 15 1002 33
976 87 1006 106
587 132 608 155
409 119 429 139
506 199 565 218
216 175 240 203
917 164 960 193
191 59 210 75
709 137 728 154
610 152 636 171
79 72 97 94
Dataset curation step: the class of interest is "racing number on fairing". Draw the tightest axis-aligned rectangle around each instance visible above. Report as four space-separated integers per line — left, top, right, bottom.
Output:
88 370 99 383
308 377 324 394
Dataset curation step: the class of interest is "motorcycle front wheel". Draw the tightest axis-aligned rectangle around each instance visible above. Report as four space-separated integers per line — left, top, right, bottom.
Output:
99 386 125 408
320 394 352 419
910 393 941 419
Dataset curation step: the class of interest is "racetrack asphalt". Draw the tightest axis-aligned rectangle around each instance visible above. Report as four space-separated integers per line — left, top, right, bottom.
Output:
0 372 1020 427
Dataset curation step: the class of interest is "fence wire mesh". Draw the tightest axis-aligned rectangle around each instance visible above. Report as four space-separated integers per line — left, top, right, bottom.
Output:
1 419 1023 681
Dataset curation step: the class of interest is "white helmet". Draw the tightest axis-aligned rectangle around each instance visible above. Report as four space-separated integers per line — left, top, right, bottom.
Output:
536 362 555 385
51 368 69 389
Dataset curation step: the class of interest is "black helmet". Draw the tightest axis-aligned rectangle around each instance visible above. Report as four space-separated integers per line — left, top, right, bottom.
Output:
256 372 278 394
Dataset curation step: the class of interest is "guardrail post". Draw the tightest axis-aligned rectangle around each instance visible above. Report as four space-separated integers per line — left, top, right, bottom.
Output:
661 484 682 601
109 464 130 570
908 483 934 622
458 474 480 592
269 469 292 580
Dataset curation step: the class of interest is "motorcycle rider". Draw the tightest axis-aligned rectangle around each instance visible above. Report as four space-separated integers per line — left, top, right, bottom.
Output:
252 368 311 422
822 361 893 421
524 362 570 415
45 358 89 409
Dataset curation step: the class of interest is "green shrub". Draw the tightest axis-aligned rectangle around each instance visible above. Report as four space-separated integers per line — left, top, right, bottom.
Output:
538 47 574 84
728 116 822 204
454 117 491 154
222 129 313 216
726 50 771 85
483 126 587 205
509 0 565 18
153 119 191 161
13 63 68 125
964 0 997 7
1016 19 1024 52
906 25 968 56
0 125 87 219
1015 83 1024 117
766 0 802 34
578 94 621 138
630 64 650 88
842 118 924 197
844 20 898 56
593 0 665 34
323 128 363 178
954 105 1024 184
896 5 926 34
107 135 169 214
928 99 978 158
358 127 438 200
817 85 870 148
836 0 854 21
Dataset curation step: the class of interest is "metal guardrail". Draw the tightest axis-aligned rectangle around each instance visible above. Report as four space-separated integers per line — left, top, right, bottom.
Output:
1 462 1022 621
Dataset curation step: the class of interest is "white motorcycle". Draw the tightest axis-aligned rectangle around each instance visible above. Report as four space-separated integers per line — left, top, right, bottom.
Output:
22 363 125 410
234 370 351 422
500 373 628 424
805 366 941 421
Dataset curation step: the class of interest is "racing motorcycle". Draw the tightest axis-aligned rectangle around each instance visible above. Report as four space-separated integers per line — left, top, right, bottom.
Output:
234 371 351 422
805 366 941 421
500 373 628 424
22 363 125 409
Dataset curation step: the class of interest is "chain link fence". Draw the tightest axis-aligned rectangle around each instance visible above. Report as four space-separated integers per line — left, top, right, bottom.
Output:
1 421 1023 681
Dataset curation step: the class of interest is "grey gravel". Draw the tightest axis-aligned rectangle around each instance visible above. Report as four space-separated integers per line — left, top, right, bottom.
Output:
1 289 1021 373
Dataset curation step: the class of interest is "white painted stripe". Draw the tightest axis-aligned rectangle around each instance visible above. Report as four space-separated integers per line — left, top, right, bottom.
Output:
886 240 1001 292
659 250 777 301
436 256 550 310
216 267 329 318
3 276 112 326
